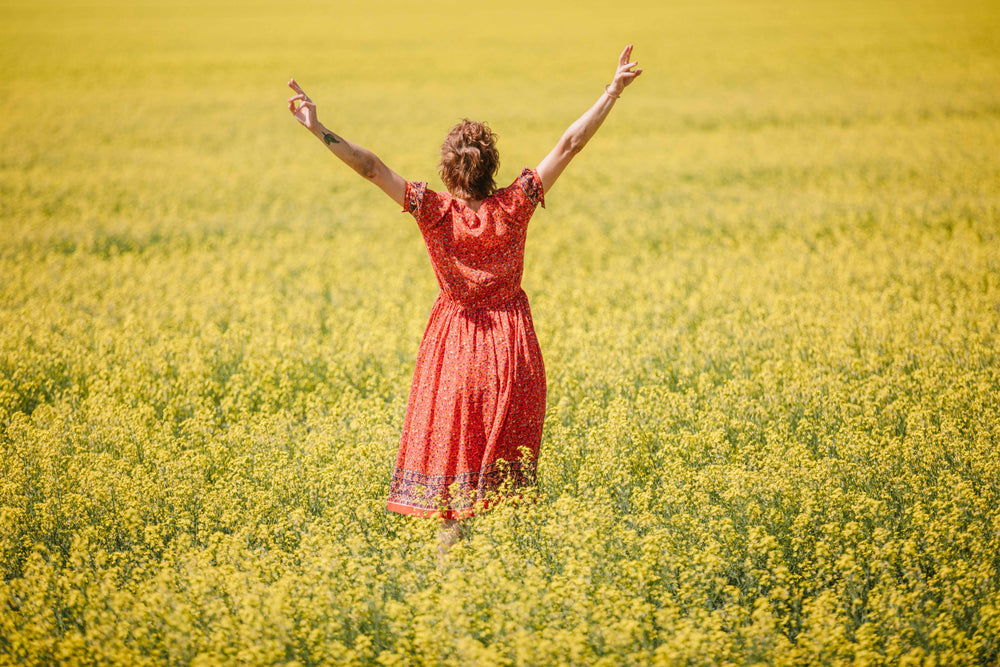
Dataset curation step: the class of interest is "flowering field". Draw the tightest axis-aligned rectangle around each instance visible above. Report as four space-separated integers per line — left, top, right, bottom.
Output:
2 0 1000 664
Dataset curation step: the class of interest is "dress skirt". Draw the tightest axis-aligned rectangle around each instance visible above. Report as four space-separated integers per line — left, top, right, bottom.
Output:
386 289 546 518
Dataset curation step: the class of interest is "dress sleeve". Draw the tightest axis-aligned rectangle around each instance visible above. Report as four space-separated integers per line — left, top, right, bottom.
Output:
515 167 545 209
402 181 451 232
402 181 428 215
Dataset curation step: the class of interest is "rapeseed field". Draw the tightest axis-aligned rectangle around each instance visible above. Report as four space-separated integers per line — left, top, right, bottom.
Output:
2 0 999 664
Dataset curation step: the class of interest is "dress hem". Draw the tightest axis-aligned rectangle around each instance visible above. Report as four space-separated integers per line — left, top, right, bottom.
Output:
386 501 477 520
387 492 538 520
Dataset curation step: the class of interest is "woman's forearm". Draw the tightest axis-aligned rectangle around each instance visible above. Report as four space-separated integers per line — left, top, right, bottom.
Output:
310 121 382 181
558 90 618 156
307 120 407 206
537 89 620 193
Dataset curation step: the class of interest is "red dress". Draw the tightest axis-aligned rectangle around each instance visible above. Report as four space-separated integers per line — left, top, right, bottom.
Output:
387 168 547 519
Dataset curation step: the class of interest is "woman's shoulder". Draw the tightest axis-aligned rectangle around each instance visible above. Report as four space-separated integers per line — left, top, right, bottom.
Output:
477 169 544 224
403 181 456 228
491 168 544 208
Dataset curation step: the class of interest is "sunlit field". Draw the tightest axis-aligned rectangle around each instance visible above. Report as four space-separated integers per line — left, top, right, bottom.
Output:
2 0 999 664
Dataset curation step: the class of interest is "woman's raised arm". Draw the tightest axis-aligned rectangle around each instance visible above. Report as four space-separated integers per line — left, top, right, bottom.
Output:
536 45 643 195
287 79 407 207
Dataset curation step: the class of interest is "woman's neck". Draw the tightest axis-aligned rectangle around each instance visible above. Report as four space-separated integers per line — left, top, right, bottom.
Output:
454 196 483 213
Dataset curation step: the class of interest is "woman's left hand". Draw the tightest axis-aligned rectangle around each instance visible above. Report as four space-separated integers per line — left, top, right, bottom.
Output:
287 78 319 131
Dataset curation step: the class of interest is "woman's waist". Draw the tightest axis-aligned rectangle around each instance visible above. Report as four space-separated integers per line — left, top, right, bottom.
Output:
436 286 529 312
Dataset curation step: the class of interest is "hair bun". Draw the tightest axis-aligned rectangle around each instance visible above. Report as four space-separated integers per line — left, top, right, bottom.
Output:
439 119 500 201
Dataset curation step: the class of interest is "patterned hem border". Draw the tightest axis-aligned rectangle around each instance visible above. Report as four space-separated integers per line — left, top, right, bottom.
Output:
386 501 478 520
387 491 539 520
387 456 536 519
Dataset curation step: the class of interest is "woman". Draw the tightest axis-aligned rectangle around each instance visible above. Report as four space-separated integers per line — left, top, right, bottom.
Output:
288 46 642 546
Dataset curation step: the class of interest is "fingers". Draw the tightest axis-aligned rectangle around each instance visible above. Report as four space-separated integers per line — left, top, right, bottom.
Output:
621 68 643 87
287 92 316 118
288 79 317 109
618 44 632 67
287 81 318 127
616 45 640 82
614 44 642 89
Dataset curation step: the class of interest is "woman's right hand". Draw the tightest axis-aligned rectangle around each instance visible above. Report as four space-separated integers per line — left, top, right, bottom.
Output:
287 78 319 131
607 45 643 97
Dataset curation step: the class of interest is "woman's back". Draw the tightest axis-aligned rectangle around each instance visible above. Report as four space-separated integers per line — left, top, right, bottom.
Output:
388 168 548 518
404 168 545 310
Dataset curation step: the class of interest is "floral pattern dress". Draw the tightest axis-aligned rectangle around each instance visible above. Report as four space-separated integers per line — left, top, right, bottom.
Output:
386 168 547 518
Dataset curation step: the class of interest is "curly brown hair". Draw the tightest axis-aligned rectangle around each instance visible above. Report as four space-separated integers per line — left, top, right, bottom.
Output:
439 119 500 201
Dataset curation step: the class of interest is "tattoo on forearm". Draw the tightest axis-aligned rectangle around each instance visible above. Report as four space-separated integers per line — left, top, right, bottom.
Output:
323 132 340 145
